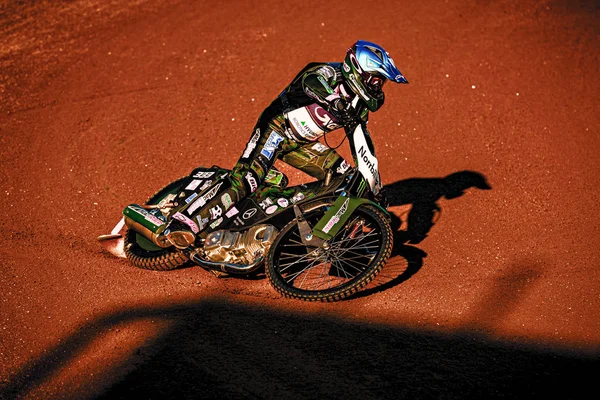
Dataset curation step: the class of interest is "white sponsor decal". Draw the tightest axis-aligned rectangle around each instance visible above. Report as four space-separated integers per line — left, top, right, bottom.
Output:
225 206 239 218
259 198 273 210
266 205 278 215
313 105 339 130
336 160 351 174
193 171 215 179
277 198 289 208
172 212 199 233
353 125 381 194
322 198 350 234
242 128 261 158
186 179 203 191
285 107 324 141
243 208 257 220
233 216 244 226
245 172 258 193
196 216 209 231
291 192 305 204
187 182 223 215
209 205 222 220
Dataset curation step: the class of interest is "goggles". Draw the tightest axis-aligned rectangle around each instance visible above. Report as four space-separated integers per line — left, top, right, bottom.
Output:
363 73 386 93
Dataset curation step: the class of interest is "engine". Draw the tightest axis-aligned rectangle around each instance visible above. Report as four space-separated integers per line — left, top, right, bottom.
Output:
203 224 278 265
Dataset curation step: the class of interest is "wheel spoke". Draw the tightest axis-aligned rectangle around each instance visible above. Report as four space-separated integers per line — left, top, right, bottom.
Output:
278 252 316 273
284 256 322 283
332 230 379 246
298 259 327 289
330 237 380 254
329 252 375 263
329 254 365 275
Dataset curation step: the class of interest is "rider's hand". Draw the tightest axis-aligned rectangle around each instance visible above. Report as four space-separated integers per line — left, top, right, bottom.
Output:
330 98 356 127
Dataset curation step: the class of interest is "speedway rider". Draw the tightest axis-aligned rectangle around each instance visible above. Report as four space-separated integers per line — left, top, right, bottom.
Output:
164 40 408 249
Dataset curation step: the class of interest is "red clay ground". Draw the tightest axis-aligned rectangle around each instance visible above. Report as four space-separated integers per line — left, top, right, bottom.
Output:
1 0 599 398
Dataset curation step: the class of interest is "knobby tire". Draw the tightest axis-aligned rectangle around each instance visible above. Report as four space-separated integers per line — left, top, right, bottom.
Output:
266 201 393 302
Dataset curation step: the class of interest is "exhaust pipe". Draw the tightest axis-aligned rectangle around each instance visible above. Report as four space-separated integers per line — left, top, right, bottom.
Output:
123 204 171 248
189 251 265 275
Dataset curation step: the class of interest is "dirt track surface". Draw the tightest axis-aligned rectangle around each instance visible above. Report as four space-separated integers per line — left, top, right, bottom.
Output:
1 0 599 398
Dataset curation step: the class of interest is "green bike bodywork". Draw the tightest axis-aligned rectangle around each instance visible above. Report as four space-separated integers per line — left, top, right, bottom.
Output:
312 195 388 240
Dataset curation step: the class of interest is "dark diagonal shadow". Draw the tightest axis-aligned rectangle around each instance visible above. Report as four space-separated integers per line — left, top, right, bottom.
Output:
2 297 596 400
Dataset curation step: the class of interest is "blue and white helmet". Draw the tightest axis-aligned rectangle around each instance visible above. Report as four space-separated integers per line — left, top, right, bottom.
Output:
342 40 408 112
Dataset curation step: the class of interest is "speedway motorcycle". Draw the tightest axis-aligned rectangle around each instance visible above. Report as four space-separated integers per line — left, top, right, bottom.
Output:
99 112 393 302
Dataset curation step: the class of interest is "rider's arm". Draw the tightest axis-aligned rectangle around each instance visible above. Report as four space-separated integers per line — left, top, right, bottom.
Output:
301 65 342 108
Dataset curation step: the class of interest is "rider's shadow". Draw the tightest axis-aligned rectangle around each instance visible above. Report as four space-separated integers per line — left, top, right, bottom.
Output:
356 170 491 298
386 170 492 245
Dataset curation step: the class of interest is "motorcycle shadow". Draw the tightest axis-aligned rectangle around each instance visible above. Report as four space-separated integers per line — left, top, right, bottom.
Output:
354 170 491 299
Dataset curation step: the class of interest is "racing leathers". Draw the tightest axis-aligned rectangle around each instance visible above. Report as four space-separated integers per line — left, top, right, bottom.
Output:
167 62 370 246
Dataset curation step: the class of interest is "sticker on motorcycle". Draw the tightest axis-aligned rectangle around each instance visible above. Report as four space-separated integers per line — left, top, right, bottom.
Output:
172 212 199 233
336 160 350 174
277 198 289 208
266 205 278 215
322 198 350 234
210 217 223 229
243 208 257 220
225 206 239 218
196 215 209 231
187 182 223 215
221 193 232 210
185 179 203 191
209 205 222 220
199 180 212 191
291 192 305 204
193 171 215 179
185 192 198 204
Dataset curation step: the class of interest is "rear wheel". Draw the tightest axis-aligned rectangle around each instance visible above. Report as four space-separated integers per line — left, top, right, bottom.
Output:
124 178 188 271
266 200 393 301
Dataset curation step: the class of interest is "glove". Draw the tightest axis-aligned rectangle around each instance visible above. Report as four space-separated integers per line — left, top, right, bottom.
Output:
330 98 356 127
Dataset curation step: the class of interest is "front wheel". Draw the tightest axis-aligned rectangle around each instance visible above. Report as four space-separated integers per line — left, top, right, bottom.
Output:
124 177 189 271
266 201 393 301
